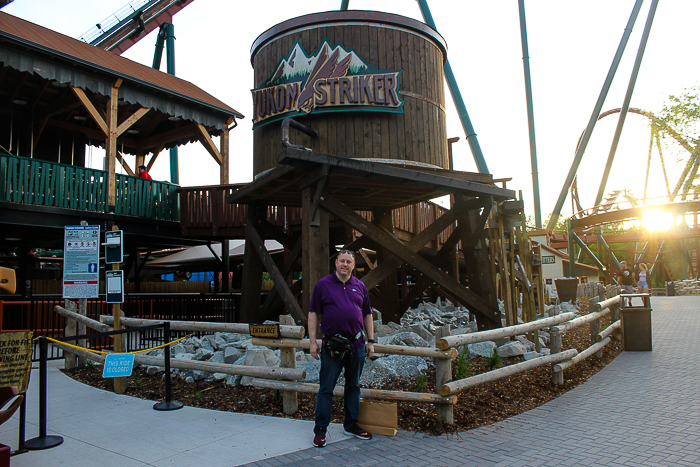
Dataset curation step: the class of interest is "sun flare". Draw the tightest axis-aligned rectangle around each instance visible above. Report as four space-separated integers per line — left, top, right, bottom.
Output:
642 209 673 232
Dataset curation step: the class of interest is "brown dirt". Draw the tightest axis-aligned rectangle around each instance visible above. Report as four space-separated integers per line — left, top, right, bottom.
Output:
62 305 622 435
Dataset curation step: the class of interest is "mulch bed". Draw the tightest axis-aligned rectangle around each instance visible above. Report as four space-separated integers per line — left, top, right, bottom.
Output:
63 305 622 435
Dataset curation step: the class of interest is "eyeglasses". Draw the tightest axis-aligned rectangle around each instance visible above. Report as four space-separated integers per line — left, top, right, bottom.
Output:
338 249 354 256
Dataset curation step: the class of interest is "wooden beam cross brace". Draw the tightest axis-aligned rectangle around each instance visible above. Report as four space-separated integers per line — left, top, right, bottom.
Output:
319 195 500 326
244 222 304 325
116 107 151 137
116 151 135 176
72 86 108 136
196 124 222 165
361 208 458 290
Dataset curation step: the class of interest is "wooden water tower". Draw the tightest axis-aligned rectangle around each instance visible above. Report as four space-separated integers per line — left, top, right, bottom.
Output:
232 11 514 331
250 11 449 175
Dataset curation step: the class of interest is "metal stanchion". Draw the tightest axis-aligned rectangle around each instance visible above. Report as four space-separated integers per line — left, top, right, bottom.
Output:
25 337 63 450
153 322 183 411
10 394 28 456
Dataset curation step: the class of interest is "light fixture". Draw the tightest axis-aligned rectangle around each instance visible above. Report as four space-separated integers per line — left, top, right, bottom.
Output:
127 129 139 134
168 116 181 122
74 115 87 121
52 81 68 88
12 99 27 105
4 237 22 241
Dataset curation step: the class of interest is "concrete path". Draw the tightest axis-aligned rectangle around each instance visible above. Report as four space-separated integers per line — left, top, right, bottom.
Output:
2 297 697 466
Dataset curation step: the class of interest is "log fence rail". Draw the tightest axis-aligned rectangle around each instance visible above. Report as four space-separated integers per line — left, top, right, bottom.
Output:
54 292 641 425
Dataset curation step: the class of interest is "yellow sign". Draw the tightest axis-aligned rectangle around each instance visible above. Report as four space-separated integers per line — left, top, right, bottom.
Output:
0 331 33 393
249 324 280 338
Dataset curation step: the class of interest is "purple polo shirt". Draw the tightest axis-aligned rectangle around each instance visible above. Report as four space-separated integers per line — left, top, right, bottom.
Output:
309 273 372 347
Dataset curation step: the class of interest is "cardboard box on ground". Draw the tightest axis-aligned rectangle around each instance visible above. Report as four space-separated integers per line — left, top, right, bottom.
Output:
359 400 398 436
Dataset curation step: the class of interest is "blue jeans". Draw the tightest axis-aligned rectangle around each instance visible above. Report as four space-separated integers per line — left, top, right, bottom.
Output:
314 345 365 434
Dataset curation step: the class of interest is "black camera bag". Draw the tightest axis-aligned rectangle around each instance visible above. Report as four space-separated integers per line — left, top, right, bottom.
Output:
324 334 353 359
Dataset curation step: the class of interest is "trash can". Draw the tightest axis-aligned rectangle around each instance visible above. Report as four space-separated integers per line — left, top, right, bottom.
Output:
621 307 652 351
665 281 675 296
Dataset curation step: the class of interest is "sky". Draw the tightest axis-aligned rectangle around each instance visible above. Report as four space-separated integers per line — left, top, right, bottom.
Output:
3 0 698 226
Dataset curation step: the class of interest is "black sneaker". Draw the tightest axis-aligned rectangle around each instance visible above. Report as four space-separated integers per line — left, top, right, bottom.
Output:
313 431 326 448
343 425 372 440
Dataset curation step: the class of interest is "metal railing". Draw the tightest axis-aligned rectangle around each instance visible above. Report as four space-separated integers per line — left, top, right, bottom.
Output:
0 294 237 360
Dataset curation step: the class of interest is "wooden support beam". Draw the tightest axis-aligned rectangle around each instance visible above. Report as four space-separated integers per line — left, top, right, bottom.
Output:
239 201 267 323
361 208 458 290
105 83 120 210
146 143 164 171
320 195 501 327
116 152 135 177
196 124 222 165
302 185 329 323
256 219 297 250
116 107 151 137
220 121 231 184
455 198 499 330
245 222 304 325
71 87 108 135
373 206 400 322
33 116 49 149
398 227 462 312
258 236 303 320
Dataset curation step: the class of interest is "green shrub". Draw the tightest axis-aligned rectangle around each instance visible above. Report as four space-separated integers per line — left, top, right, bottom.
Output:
133 371 145 390
456 347 473 379
410 373 426 393
486 348 503 369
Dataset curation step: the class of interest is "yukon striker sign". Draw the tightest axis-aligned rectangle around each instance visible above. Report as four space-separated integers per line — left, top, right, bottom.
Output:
252 40 404 128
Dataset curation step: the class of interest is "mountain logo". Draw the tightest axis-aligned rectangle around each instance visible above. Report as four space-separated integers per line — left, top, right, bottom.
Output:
252 39 403 128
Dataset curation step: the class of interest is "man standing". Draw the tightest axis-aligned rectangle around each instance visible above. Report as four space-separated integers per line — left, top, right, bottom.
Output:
308 249 374 448
618 261 637 306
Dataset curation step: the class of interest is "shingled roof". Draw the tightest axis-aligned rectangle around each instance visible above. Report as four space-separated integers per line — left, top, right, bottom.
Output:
0 11 244 128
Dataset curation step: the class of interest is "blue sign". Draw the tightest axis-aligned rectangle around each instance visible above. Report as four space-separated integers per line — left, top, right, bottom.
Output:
102 354 134 378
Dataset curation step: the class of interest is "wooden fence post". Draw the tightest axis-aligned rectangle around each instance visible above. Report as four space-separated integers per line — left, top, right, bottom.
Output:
435 324 453 424
588 297 602 357
77 297 87 368
550 325 563 385
279 314 298 414
64 299 77 369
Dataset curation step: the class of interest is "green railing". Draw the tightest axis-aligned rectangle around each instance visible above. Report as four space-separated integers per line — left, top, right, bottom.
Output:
0 153 179 221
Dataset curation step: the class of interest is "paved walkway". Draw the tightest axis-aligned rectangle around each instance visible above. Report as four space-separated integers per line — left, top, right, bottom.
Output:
2 297 698 466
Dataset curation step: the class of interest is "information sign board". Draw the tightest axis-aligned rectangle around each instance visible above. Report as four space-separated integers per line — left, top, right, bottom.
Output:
0 331 34 393
105 230 123 264
102 353 134 378
63 225 100 298
106 270 124 304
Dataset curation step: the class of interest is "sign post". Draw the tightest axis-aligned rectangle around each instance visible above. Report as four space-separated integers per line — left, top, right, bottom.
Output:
108 225 126 394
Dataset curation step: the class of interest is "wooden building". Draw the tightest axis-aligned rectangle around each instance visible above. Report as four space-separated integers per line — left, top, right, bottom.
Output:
0 12 243 293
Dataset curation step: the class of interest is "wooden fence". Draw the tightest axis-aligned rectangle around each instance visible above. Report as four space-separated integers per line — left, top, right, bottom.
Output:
178 184 453 245
0 152 179 221
52 291 639 426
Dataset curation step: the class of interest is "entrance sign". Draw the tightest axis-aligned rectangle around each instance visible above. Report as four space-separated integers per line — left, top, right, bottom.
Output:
542 256 556 265
63 225 100 298
252 40 404 128
249 323 280 338
105 270 124 304
102 353 134 378
0 331 33 393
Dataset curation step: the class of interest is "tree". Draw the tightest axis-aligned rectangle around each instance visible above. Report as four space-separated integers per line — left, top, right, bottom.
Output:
655 85 700 196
